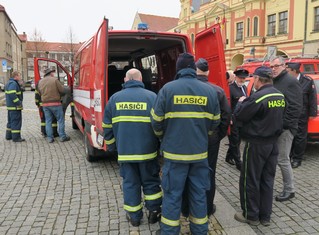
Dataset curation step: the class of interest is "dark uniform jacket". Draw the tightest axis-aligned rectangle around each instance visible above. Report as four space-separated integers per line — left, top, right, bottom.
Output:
234 84 285 144
197 75 231 139
273 70 302 136
102 80 158 162
229 81 247 112
151 68 220 162
298 73 317 118
5 78 23 110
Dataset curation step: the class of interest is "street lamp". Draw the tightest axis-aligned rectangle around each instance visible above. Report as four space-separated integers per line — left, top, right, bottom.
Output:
45 51 49 67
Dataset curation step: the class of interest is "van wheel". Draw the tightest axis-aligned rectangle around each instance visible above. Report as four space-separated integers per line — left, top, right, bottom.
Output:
84 133 99 162
72 119 79 129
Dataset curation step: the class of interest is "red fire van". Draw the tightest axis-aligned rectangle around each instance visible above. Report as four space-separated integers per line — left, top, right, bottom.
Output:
34 18 228 161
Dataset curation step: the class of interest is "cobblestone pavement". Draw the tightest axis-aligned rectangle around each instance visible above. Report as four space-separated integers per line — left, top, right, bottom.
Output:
0 91 318 235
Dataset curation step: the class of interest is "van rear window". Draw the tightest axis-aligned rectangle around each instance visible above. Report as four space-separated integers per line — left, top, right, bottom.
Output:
303 64 315 74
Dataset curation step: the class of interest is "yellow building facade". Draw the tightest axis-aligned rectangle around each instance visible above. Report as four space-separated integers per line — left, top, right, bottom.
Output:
177 0 319 70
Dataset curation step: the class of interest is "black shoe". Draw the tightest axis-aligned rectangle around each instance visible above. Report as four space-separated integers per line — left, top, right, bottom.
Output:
48 139 54 143
13 138 25 142
236 163 242 171
226 158 235 165
260 220 271 226
41 133 47 138
126 213 141 227
5 138 12 140
60 136 70 142
234 212 260 226
148 210 161 224
53 133 59 138
275 192 295 202
291 161 301 168
208 204 216 217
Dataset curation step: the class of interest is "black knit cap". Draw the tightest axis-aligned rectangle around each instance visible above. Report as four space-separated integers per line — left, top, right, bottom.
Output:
286 62 301 70
253 66 273 79
176 53 196 72
234 68 249 78
195 58 209 72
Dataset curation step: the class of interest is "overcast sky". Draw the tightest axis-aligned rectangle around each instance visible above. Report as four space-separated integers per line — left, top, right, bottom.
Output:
1 0 181 43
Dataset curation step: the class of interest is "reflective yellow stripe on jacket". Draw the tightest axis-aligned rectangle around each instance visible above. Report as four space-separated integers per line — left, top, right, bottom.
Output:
112 116 151 123
165 111 220 120
118 152 157 161
163 151 207 161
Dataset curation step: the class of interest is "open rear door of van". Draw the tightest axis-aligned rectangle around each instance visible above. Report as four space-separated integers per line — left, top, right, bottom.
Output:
34 58 72 86
195 24 229 99
91 17 109 148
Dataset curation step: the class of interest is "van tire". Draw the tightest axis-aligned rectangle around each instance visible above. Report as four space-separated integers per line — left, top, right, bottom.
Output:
72 119 79 129
84 133 99 162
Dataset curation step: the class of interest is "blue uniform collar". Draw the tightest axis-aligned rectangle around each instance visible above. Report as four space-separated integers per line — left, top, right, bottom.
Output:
122 80 145 89
175 68 197 80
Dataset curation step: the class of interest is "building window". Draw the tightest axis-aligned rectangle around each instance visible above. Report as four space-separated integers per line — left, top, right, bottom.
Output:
253 17 258 36
247 18 250 37
267 14 276 36
236 22 243 41
278 11 288 34
57 54 63 60
315 7 319 31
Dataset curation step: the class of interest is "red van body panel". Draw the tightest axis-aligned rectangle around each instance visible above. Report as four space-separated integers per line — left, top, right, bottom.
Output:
34 19 228 159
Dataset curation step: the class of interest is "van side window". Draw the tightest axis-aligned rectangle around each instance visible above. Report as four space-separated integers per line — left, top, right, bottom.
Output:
303 64 315 74
73 55 80 87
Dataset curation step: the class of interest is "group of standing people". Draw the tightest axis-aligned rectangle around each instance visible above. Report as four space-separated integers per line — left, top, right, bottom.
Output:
5 52 316 234
5 68 71 144
102 53 317 234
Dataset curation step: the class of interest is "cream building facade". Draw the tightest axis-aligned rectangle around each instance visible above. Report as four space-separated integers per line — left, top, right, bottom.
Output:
0 5 27 83
177 0 319 70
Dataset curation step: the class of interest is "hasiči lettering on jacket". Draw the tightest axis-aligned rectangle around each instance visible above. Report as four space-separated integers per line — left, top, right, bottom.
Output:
116 102 147 110
174 95 208 105
268 99 285 108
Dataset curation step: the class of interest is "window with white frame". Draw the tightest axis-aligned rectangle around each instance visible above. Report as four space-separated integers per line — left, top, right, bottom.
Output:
278 11 288 34
236 22 243 41
267 14 276 36
315 6 319 31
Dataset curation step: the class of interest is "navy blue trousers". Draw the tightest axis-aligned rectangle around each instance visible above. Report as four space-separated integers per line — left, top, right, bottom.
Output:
120 159 162 222
239 142 278 222
6 110 22 141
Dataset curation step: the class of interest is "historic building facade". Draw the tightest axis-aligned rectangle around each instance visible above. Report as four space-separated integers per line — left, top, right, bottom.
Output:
177 0 319 70
0 5 27 83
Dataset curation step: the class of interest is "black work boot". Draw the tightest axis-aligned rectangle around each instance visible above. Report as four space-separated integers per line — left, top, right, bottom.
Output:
148 210 161 224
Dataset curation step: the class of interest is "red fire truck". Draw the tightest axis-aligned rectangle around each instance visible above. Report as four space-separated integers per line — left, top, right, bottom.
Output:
34 18 229 161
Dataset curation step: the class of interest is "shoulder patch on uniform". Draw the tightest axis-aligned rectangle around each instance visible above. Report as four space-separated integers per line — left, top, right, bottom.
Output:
303 75 312 81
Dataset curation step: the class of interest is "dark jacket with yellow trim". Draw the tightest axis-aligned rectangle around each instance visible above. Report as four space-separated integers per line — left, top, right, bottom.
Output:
102 80 158 162
151 68 220 162
234 84 285 144
5 78 23 110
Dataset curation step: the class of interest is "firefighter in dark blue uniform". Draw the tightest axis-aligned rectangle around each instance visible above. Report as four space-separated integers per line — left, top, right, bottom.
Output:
5 71 25 142
151 53 220 235
233 66 286 226
181 58 231 218
286 62 318 168
102 68 162 227
225 68 249 170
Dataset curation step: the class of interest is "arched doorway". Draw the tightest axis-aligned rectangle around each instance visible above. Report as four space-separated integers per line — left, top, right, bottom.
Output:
277 50 288 58
231 54 244 70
